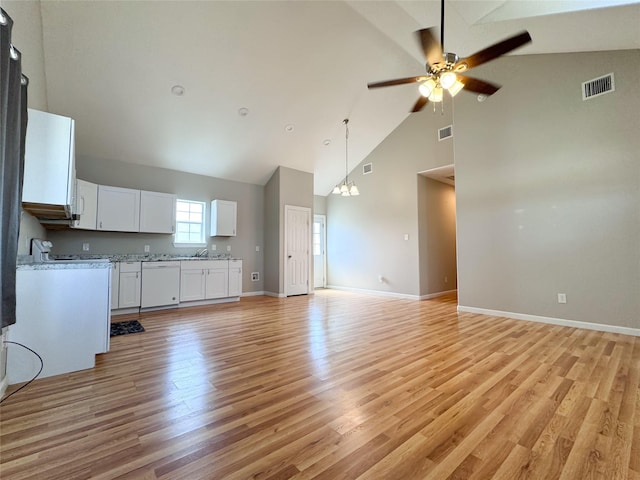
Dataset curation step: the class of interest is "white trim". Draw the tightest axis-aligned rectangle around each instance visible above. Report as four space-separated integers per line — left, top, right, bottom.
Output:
327 285 420 300
178 297 240 308
313 214 327 289
418 289 458 300
457 305 640 337
111 307 140 316
264 291 286 298
240 291 265 297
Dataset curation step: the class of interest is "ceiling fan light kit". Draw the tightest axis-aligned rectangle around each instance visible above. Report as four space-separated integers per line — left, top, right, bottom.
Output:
332 119 359 197
367 0 532 112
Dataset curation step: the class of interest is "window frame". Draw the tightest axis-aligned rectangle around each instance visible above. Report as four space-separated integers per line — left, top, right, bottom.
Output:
173 199 207 247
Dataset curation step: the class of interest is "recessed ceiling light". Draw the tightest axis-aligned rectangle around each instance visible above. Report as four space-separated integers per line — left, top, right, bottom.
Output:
285 124 294 133
477 94 487 102
323 139 331 146
238 107 249 117
171 85 185 96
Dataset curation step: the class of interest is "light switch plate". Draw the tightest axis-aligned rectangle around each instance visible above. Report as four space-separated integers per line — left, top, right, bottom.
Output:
227 245 232 252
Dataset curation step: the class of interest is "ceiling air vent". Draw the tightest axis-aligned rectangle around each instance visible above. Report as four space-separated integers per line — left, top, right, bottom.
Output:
582 73 615 101
363 163 372 175
438 125 453 141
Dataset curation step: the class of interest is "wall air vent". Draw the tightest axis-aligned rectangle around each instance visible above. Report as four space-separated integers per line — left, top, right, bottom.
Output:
438 125 453 141
582 73 615 100
363 163 372 175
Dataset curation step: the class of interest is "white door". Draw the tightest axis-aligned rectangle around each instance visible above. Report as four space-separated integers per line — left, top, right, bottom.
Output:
285 205 311 296
313 215 326 288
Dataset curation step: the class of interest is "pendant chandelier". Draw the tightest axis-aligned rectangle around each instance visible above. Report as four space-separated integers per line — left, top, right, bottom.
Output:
332 119 359 196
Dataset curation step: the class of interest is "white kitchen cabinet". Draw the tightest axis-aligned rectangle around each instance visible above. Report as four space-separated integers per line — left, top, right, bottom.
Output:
111 262 120 308
72 179 98 230
211 200 237 236
180 262 207 302
8 265 110 384
205 261 230 299
141 261 180 308
140 190 177 234
228 259 243 297
118 261 141 308
180 260 232 301
97 185 140 232
22 109 76 219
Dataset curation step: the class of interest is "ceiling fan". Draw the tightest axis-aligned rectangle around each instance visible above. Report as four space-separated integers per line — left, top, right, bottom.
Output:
367 0 532 112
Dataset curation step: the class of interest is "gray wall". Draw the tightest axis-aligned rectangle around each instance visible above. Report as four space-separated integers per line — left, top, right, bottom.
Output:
454 49 640 328
4 0 48 255
418 176 457 297
49 156 265 294
263 168 280 294
262 166 314 295
314 195 327 215
327 107 454 296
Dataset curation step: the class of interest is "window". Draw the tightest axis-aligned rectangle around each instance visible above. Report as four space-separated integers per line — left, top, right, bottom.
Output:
313 221 321 256
175 199 206 245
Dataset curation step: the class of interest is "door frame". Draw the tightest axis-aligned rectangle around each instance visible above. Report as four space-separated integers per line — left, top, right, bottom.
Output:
313 214 327 288
284 205 312 297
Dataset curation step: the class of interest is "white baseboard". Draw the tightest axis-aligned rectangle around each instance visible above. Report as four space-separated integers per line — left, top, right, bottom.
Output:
264 291 286 298
179 297 240 308
457 305 640 337
327 285 420 300
241 291 265 297
419 289 458 300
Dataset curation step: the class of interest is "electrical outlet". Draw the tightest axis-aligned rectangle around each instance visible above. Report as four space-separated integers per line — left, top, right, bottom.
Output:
256 246 260 252
82 243 90 251
211 244 216 251
404 233 409 241
227 245 231 252
558 293 567 304
251 272 260 281
144 245 150 253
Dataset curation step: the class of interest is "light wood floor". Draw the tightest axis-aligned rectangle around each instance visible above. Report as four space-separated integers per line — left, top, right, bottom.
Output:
1 290 638 479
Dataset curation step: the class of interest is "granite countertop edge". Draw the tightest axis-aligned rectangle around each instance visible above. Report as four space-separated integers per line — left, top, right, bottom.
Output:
17 254 242 270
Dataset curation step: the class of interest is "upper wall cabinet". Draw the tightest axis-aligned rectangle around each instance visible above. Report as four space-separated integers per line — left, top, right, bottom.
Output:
97 185 140 232
72 179 98 230
139 190 177 234
211 199 237 236
22 109 76 219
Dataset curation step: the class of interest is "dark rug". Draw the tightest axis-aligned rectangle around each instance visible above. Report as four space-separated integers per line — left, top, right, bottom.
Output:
110 320 145 337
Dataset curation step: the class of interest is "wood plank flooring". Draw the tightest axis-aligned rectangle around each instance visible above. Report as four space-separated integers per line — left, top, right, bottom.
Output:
1 290 638 479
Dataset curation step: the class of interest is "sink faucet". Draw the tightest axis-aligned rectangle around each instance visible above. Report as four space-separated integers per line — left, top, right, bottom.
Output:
195 248 208 258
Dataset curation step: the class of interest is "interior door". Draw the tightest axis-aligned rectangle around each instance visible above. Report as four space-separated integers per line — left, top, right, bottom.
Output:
285 205 311 296
313 215 326 288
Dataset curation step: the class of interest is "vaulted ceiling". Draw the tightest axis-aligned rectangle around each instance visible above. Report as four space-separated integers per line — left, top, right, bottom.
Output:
30 0 640 193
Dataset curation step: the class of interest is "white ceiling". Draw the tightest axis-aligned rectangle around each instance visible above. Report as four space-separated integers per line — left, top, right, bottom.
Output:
36 0 640 194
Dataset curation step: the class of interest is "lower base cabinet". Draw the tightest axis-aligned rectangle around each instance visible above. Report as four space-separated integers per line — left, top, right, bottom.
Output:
229 259 243 297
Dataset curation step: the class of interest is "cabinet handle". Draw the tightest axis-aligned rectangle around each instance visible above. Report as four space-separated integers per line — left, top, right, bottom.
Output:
136 272 139 278
100 221 103 229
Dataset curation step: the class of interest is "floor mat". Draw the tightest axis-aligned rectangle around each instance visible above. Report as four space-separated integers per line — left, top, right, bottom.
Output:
110 320 145 337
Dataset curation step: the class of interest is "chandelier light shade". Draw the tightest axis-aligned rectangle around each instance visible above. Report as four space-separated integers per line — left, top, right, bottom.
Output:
332 119 359 197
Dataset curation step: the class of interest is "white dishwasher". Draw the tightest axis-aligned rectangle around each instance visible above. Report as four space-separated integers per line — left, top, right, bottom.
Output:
141 261 180 308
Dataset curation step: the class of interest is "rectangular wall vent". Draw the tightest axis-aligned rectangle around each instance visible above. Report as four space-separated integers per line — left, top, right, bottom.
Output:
363 163 372 175
438 125 453 141
582 73 615 100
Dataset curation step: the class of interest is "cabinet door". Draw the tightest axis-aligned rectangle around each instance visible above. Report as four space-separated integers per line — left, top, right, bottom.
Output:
205 268 229 299
228 261 243 297
22 109 75 217
118 271 141 308
97 185 140 232
180 268 206 302
110 262 119 309
211 200 237 236
72 179 98 230
140 191 177 234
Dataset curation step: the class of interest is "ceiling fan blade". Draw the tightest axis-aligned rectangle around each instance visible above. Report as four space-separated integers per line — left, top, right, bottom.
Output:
458 75 501 95
416 27 443 66
411 96 429 113
458 31 531 70
368 76 426 89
